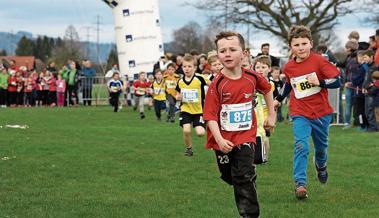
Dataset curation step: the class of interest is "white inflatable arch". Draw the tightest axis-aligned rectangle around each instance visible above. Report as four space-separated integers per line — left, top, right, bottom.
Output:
102 0 164 79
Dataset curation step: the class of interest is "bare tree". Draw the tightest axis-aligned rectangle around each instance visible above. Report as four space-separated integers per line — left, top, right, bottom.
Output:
52 25 84 66
193 0 355 46
367 0 379 24
169 21 216 54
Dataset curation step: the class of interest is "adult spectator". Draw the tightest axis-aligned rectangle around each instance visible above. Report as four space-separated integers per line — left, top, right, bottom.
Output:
8 59 19 71
348 30 370 50
256 43 280 67
175 54 184 76
81 60 96 106
47 61 57 77
153 55 172 73
315 44 339 65
105 64 119 79
369 35 376 52
343 40 360 127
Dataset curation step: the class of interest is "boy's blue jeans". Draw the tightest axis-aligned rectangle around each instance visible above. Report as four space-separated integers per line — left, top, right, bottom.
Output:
292 114 332 186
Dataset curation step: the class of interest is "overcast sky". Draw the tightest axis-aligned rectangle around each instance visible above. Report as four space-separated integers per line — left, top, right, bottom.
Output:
0 0 376 54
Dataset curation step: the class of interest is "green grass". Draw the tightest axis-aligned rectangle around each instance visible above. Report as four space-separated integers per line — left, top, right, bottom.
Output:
0 107 378 218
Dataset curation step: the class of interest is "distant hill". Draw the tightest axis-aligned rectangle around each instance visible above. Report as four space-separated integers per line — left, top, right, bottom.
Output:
0 31 114 63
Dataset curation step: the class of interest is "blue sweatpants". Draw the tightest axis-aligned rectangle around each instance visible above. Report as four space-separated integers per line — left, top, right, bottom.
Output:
292 114 332 186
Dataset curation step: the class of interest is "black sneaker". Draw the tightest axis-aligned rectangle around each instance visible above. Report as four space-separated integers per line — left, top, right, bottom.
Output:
315 164 328 184
184 148 193 156
140 113 145 119
295 184 308 200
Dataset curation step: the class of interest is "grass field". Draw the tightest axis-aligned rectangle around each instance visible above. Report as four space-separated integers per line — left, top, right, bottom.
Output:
0 107 378 218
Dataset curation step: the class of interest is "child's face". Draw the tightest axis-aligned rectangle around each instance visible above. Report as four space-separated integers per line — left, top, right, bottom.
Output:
182 60 195 77
155 72 162 80
199 57 207 65
363 55 373 64
166 66 175 75
290 37 312 62
139 73 145 81
357 55 365 64
254 62 271 78
217 36 245 70
148 75 154 82
241 56 251 69
272 69 280 79
58 74 62 80
210 59 223 73
113 73 119 80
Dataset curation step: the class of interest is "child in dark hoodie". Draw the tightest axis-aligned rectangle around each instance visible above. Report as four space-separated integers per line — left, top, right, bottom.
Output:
368 71 379 127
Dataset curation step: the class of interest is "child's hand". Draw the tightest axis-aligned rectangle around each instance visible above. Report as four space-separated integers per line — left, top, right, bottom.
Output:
345 82 352 88
264 113 276 131
273 100 281 110
306 74 320 86
176 93 182 101
216 138 234 154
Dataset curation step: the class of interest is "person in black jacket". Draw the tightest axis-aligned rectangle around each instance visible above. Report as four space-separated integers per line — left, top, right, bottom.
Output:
256 43 280 67
362 50 379 132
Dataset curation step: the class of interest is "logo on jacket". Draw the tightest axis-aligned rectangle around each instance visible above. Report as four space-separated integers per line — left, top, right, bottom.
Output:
243 93 252 98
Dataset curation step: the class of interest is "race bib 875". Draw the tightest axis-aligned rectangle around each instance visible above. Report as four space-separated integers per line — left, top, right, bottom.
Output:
220 102 253 131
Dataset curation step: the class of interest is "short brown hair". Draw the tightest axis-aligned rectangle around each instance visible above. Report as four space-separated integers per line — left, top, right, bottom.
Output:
288 25 312 45
255 55 272 68
215 31 245 50
207 55 219 65
372 71 379 80
348 31 360 40
272 66 281 72
345 40 359 51
183 54 197 66
154 68 162 74
261 43 270 49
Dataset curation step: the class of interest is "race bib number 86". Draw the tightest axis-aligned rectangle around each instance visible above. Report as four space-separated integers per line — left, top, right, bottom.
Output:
290 72 321 99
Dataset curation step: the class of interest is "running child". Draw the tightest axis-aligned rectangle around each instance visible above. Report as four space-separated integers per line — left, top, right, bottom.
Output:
204 31 275 218
108 72 123 112
133 71 150 118
254 55 277 162
151 69 166 121
163 63 180 122
270 66 284 122
146 74 154 110
207 53 223 81
273 25 341 200
175 54 207 156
